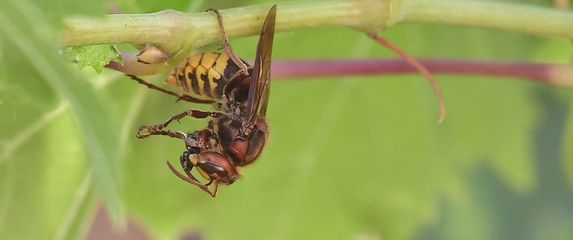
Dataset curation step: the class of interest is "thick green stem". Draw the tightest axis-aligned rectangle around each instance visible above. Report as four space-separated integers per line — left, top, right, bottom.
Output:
62 0 573 73
403 0 573 38
63 0 386 59
64 10 192 55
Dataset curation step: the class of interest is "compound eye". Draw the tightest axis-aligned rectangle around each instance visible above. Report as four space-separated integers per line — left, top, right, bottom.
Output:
185 132 201 147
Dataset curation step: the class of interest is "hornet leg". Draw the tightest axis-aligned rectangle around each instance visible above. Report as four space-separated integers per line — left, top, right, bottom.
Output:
127 75 213 104
137 109 225 139
207 8 250 76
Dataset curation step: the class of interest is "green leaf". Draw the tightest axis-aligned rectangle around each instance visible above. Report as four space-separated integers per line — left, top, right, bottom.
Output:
2 0 573 240
0 109 95 240
0 1 124 239
63 45 122 73
120 3 573 240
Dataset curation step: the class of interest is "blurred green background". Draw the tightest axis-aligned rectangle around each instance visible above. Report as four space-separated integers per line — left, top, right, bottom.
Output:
1 0 573 239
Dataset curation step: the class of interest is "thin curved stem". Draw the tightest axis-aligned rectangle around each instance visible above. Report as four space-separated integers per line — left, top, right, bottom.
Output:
369 34 446 125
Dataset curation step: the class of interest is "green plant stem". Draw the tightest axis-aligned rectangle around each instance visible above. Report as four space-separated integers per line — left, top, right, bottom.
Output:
63 0 385 60
403 0 573 38
63 0 573 70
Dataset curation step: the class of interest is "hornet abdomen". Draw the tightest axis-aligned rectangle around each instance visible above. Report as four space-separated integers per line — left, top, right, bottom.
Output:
165 52 248 102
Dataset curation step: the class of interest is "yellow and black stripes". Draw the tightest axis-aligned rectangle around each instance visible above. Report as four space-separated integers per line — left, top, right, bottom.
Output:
166 52 248 102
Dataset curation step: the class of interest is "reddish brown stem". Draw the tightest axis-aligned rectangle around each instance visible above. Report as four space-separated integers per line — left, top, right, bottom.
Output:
107 54 573 94
270 59 573 88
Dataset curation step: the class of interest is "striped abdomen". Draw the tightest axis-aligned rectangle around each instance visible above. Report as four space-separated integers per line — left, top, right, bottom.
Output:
165 52 247 102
